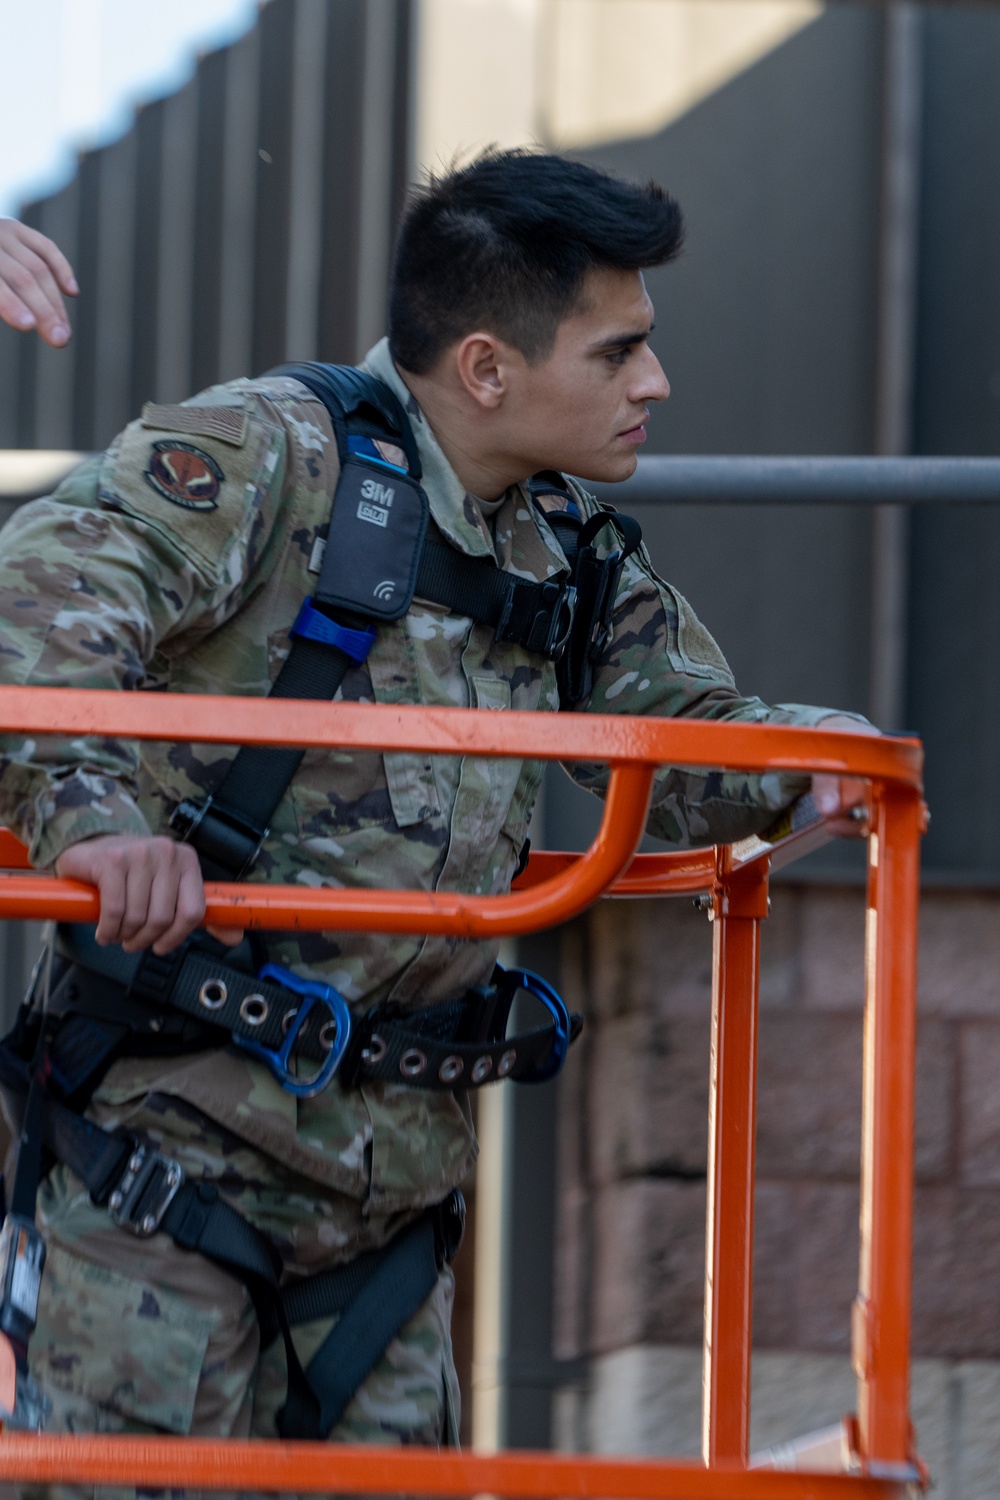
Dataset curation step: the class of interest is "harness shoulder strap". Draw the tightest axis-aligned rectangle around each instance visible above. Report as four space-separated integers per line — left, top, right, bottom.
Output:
173 364 422 878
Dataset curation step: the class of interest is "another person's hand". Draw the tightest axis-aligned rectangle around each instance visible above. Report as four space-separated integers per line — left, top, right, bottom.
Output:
54 834 243 954
0 219 78 347
811 714 881 819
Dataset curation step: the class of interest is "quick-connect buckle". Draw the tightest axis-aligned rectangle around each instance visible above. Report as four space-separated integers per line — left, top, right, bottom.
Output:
233 963 352 1098
108 1142 184 1237
169 795 269 879
542 583 577 660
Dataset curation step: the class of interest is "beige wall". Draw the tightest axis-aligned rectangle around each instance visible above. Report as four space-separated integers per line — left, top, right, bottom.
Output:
413 0 822 175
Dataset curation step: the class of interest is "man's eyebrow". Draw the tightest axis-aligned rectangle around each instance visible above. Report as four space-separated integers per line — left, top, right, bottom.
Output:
590 322 655 352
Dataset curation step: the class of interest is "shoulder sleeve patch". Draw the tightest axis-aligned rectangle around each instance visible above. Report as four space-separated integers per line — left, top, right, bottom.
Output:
99 410 275 580
140 402 249 447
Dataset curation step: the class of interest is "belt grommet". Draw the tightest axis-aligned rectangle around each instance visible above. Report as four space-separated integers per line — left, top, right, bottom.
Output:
400 1047 428 1079
240 993 269 1027
438 1055 464 1085
281 1007 299 1036
361 1033 387 1066
318 1019 339 1052
497 1048 517 1078
471 1055 493 1084
198 978 228 1011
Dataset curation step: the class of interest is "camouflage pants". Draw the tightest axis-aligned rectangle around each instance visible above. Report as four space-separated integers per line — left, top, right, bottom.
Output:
19 1094 461 1500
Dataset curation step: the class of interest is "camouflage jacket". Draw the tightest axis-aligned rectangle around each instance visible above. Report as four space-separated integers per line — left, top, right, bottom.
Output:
0 338 860 1213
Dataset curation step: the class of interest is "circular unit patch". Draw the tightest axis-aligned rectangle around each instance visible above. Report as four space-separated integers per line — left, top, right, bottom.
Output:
144 441 224 510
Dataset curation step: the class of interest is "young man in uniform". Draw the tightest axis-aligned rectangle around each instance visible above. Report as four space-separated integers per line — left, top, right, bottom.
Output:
0 152 872 1470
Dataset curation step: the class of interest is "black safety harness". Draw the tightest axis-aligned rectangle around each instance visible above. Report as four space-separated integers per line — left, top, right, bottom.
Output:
0 364 642 1434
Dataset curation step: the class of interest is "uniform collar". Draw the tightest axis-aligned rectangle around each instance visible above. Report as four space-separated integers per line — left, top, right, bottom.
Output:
361 338 567 579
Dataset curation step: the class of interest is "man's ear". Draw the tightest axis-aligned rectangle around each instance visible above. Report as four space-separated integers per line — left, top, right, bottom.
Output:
454 333 510 410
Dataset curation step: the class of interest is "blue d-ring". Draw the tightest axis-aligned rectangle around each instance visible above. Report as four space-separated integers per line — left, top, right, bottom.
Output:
500 966 571 1083
233 963 352 1098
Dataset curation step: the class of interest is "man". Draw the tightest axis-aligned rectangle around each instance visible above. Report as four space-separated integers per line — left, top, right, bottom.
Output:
0 152 871 1474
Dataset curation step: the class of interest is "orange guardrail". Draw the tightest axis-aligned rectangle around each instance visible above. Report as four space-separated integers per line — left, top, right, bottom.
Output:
0 687 925 1496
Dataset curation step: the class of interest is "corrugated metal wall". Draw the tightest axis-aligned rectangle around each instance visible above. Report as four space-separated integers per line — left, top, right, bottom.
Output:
0 0 414 1022
0 0 413 454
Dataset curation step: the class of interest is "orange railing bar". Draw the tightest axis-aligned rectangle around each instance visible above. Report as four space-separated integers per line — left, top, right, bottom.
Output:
855 785 924 1463
0 689 918 934
0 1436 912 1496
0 687 921 781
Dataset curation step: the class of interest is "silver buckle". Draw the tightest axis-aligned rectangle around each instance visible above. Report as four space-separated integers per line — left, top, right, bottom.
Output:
108 1144 184 1237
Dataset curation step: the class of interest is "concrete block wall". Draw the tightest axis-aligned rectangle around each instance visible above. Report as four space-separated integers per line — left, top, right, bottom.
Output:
553 886 1000 1495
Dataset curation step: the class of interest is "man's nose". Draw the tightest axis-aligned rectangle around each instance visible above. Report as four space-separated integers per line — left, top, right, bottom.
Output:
633 347 670 403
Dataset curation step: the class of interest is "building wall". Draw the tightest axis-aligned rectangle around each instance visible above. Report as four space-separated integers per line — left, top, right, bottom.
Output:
552 885 1000 1493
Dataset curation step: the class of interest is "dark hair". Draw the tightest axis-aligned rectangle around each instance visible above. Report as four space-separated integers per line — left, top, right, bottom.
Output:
388 149 684 374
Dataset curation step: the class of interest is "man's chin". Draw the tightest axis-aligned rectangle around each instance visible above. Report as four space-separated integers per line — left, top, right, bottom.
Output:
571 450 640 485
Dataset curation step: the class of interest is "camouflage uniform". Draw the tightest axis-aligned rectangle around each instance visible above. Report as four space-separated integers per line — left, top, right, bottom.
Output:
0 337 860 1482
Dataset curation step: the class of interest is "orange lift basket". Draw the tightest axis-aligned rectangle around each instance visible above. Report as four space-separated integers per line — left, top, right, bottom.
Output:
0 687 924 1497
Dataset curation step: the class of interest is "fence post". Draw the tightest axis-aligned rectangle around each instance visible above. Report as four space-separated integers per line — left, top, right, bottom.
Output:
853 782 923 1470
702 855 769 1465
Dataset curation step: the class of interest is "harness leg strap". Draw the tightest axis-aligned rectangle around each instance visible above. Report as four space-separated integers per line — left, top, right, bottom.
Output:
278 1212 442 1441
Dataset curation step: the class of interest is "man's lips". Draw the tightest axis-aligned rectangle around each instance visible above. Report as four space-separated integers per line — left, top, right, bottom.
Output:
618 420 648 444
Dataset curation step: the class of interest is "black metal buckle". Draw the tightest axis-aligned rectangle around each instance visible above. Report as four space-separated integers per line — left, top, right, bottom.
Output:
170 796 269 878
434 1188 466 1266
108 1142 184 1237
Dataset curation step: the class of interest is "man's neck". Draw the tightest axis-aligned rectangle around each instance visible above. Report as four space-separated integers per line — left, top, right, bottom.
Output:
396 365 522 502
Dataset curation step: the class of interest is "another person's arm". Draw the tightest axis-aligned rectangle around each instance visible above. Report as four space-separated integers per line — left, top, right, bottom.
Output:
0 218 78 346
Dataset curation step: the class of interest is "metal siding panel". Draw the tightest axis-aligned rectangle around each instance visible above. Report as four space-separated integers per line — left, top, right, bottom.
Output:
318 0 367 363
14 201 40 447
355 0 403 358
908 507 1000 879
155 80 198 403
284 0 329 362
0 320 20 449
130 100 164 416
34 180 80 450
71 150 101 450
390 0 416 231
581 7 882 461
92 131 139 448
908 10 1000 879
218 26 260 383
251 0 297 375
191 48 228 394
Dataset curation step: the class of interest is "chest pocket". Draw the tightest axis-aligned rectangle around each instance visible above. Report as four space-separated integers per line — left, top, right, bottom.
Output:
367 622 443 829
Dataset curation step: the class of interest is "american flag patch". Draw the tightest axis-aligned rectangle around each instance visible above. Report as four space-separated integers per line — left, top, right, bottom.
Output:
140 403 249 447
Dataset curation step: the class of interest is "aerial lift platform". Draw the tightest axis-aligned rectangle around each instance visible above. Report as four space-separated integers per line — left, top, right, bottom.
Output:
0 686 925 1497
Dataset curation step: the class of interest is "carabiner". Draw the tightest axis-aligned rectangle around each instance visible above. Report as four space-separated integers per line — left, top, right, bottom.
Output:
233 963 352 1099
497 966 571 1083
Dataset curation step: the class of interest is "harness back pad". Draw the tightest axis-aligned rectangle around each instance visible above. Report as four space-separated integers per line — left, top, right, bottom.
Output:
315 459 429 623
